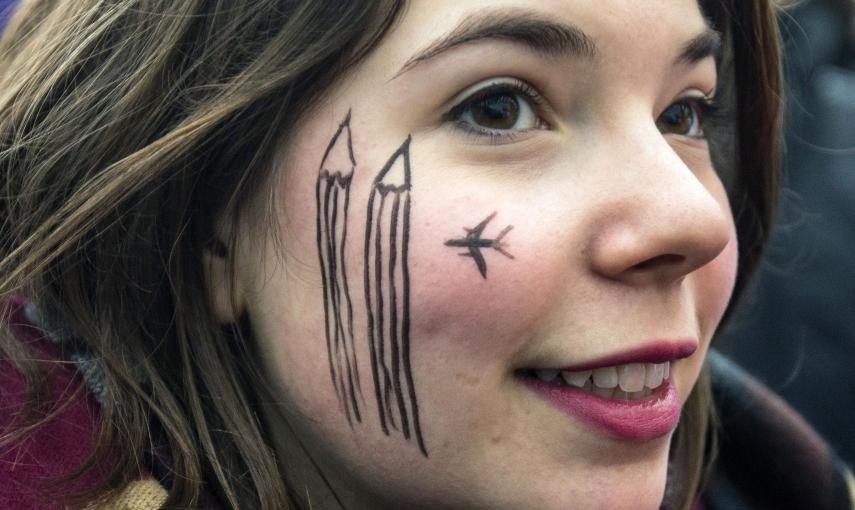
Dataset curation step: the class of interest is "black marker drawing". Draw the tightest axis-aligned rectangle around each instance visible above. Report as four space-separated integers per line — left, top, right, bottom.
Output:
445 211 514 279
364 136 428 456
315 111 363 426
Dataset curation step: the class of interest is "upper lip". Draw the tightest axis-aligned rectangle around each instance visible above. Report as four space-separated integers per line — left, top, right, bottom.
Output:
542 338 698 372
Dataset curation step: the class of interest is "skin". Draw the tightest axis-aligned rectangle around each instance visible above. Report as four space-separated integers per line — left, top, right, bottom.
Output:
210 0 738 508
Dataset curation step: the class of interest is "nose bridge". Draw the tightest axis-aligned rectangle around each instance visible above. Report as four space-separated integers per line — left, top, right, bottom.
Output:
584 123 732 286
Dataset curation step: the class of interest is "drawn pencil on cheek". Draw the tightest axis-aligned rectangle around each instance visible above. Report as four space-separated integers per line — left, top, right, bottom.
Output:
364 136 428 456
315 110 363 426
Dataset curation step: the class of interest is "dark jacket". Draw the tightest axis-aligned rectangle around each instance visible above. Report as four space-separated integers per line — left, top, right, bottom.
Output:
703 350 854 510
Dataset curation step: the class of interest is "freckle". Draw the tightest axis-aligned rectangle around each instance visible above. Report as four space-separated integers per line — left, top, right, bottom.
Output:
455 372 481 386
491 434 503 445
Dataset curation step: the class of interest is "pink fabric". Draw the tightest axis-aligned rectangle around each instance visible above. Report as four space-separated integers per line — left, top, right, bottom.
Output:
0 296 104 509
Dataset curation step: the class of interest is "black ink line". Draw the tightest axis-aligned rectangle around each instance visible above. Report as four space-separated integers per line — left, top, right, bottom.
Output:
388 192 411 439
364 185 389 435
364 136 427 457
402 192 427 456
315 177 341 407
339 181 364 407
329 183 361 424
316 111 363 426
374 195 398 431
444 211 514 278
316 113 427 453
325 179 352 426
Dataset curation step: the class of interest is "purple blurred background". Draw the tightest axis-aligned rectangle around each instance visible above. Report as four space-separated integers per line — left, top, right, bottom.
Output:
0 0 17 34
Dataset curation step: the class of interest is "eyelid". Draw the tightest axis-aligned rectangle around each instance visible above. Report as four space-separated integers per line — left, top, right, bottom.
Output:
441 77 546 122
672 86 715 105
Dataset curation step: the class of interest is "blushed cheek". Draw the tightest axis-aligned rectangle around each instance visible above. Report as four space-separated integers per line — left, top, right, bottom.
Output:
404 220 557 369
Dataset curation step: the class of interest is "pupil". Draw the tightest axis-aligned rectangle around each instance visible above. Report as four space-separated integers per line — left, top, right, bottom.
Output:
473 94 519 129
660 103 691 133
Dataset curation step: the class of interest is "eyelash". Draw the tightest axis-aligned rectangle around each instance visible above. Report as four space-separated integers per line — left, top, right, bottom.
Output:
695 96 723 134
442 79 547 145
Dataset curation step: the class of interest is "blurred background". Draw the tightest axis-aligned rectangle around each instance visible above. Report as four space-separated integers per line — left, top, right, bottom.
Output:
1 0 853 466
0 0 15 32
716 0 855 468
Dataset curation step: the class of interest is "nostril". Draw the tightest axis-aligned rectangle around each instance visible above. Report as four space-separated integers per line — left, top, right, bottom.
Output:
631 254 685 271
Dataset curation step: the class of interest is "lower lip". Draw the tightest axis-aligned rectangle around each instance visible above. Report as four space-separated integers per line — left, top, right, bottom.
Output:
519 375 681 441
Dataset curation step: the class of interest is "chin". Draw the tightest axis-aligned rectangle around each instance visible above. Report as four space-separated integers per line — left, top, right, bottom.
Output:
455 449 671 510
549 466 669 510
551 444 671 510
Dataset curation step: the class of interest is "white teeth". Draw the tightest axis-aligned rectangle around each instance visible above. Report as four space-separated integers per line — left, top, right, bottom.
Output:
530 360 672 400
617 363 646 392
645 363 665 389
535 369 559 383
561 369 592 388
592 366 619 388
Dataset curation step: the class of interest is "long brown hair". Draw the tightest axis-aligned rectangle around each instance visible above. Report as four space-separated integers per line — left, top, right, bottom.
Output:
0 1 781 509
668 1 783 508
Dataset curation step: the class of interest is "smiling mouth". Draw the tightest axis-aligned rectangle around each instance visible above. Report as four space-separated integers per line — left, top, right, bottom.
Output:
515 339 696 440
517 361 670 401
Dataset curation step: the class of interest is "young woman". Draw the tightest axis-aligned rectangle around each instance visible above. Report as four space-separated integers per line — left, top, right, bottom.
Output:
0 0 796 509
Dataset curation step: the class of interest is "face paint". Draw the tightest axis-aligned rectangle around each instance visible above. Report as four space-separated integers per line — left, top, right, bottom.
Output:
363 136 427 456
444 211 514 278
316 113 427 456
315 111 364 425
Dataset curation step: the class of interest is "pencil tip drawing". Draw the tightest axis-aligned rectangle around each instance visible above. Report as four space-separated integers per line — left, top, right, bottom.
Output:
315 115 427 456
316 110 363 426
320 110 356 181
364 136 428 457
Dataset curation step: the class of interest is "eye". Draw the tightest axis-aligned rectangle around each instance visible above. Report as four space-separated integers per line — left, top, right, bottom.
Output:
444 79 548 142
656 97 715 139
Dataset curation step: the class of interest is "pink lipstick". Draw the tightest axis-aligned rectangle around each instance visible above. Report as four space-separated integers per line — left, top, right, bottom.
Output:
518 339 695 440
519 372 680 440
556 339 696 372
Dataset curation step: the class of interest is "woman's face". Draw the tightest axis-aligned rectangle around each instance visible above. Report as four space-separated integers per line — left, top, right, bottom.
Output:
235 0 737 508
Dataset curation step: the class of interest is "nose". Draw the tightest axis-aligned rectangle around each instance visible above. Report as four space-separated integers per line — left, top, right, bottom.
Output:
585 133 733 287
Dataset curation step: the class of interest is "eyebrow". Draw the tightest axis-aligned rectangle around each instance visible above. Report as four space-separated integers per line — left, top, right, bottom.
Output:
676 28 722 65
394 11 722 80
393 10 597 79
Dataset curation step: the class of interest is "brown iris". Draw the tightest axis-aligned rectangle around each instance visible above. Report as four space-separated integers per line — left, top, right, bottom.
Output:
656 102 697 136
470 94 520 130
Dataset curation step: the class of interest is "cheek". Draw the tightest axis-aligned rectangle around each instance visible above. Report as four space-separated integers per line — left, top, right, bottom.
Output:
405 215 556 368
